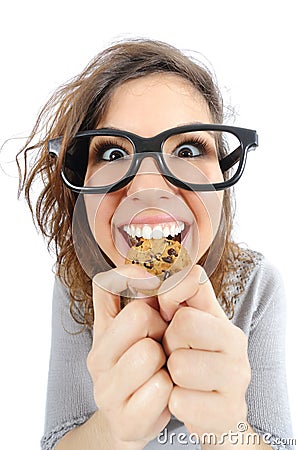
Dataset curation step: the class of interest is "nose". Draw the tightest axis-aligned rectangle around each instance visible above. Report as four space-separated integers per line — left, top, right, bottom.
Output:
125 155 177 203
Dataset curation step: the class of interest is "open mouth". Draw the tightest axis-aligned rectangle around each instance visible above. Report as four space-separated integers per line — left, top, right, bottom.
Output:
119 220 190 249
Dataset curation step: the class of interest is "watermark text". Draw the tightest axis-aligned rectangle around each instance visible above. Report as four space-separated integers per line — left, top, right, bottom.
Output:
157 422 296 447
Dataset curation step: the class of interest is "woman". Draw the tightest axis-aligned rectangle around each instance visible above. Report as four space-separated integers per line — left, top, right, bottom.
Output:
18 39 293 449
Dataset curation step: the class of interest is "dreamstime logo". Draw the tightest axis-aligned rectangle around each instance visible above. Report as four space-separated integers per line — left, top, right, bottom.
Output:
157 423 297 447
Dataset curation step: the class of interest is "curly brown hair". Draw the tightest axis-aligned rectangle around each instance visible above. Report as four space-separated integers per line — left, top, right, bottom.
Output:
17 38 251 328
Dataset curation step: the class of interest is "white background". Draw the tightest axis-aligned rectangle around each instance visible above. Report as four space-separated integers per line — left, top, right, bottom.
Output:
0 1 299 448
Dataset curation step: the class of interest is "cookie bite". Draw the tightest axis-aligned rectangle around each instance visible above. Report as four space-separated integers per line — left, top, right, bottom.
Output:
125 237 191 282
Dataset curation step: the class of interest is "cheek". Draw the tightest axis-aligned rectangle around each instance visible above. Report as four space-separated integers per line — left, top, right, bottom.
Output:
183 190 223 257
84 193 119 245
184 189 223 223
94 205 111 245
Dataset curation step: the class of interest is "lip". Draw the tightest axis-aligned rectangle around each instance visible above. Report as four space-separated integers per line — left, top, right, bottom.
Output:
117 213 192 228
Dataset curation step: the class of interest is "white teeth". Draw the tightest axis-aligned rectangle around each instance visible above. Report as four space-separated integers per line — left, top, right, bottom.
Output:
142 225 152 239
152 225 163 239
170 223 176 237
123 221 185 240
163 226 170 237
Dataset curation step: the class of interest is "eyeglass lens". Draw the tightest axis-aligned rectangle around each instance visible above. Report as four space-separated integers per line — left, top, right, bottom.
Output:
63 130 241 189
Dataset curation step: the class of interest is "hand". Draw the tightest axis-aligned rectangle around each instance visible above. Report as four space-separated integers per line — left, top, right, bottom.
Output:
87 265 173 449
160 265 251 439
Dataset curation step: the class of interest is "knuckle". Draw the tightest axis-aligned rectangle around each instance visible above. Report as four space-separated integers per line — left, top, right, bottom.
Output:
235 324 247 342
150 368 172 389
226 322 247 351
225 326 251 389
154 369 174 397
167 351 183 385
127 300 152 326
86 349 96 376
240 360 251 388
139 337 165 366
171 307 197 334
173 306 194 325
159 368 174 390
228 356 251 390
168 386 182 418
86 344 107 377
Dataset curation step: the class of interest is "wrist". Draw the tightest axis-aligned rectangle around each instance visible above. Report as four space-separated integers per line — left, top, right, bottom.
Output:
96 410 146 450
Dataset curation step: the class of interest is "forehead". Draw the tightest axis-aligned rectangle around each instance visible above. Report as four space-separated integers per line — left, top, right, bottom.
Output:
97 73 212 136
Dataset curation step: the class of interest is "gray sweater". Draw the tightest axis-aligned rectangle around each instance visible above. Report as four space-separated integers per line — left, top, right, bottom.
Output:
41 251 294 449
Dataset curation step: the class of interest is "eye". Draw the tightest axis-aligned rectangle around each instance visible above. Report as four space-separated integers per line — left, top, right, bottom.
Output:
173 142 205 158
91 139 131 162
102 147 128 161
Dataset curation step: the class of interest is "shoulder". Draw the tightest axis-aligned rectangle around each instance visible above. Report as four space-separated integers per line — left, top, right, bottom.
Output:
51 276 89 336
226 247 286 332
225 246 284 301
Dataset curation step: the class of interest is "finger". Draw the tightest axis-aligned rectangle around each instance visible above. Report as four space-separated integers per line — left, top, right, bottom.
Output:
116 338 166 401
167 348 236 392
93 265 161 297
169 386 247 433
163 306 240 356
187 266 227 319
169 387 223 429
90 301 168 371
125 369 173 433
92 265 161 337
158 265 227 322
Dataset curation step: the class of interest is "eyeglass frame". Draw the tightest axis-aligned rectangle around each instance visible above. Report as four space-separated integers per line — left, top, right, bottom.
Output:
48 123 258 194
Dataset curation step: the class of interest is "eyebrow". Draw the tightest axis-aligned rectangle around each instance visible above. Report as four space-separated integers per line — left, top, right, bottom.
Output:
97 122 212 134
98 125 122 130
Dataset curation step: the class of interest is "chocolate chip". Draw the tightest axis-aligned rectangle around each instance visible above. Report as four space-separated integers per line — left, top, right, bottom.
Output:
167 248 178 256
163 271 171 280
144 261 154 269
135 240 143 247
162 256 173 263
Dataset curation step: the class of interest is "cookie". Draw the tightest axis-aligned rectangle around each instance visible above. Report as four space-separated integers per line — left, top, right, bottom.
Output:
126 237 191 280
121 237 191 304
120 237 191 307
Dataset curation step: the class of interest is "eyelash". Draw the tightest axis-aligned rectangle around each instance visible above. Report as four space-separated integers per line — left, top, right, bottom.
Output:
174 136 213 156
90 136 214 161
91 139 130 160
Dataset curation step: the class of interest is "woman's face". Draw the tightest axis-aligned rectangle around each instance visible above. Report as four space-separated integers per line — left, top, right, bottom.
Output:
84 73 224 268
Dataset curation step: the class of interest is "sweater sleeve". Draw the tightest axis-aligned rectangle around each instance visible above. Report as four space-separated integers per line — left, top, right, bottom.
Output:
40 278 97 450
234 258 295 450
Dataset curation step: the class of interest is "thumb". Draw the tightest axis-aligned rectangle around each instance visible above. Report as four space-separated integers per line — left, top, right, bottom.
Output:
92 265 160 336
158 265 227 322
186 266 228 319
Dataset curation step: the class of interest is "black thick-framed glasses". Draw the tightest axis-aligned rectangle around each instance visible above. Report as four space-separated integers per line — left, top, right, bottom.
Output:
48 123 258 194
